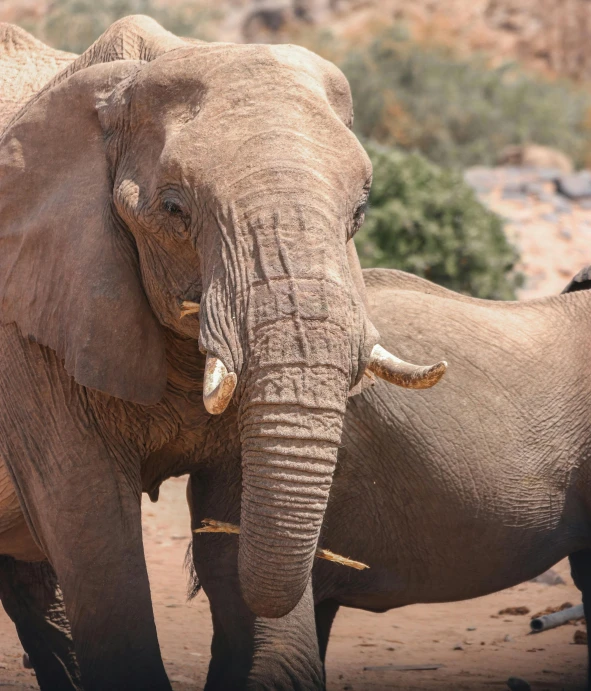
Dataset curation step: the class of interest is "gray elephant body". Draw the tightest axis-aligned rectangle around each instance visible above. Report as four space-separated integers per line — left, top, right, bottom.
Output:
190 267 591 689
0 17 422 690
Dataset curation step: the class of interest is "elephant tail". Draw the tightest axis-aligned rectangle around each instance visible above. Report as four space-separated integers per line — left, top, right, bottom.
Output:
184 541 202 600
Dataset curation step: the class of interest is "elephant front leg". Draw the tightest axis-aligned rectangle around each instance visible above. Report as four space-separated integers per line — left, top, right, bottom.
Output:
195 538 324 691
0 556 82 690
0 344 171 689
189 472 324 691
35 468 170 691
570 550 591 689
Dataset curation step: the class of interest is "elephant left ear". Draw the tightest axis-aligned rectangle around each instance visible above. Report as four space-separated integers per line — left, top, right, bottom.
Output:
0 60 167 405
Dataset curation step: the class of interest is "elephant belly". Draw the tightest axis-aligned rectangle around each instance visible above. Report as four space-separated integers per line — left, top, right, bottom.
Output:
0 455 44 561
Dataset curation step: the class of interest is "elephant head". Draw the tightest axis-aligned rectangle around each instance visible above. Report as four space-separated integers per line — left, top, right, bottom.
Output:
0 36 445 617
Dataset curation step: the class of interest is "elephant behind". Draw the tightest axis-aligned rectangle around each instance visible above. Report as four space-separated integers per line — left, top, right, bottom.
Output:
0 18 443 690
187 266 591 689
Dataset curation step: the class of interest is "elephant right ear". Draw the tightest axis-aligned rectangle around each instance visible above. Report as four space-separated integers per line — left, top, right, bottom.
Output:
0 61 167 404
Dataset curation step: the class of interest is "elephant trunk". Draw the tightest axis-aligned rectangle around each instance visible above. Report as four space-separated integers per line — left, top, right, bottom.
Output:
238 363 348 618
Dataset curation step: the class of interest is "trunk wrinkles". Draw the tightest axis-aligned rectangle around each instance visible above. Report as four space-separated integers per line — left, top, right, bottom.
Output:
199 200 371 617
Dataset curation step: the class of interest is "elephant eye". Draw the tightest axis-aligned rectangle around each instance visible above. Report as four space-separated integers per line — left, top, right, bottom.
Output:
163 200 184 216
351 200 369 235
351 179 372 236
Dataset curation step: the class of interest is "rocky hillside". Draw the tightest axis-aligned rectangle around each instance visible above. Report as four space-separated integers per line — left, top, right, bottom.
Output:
2 0 591 81
465 165 591 299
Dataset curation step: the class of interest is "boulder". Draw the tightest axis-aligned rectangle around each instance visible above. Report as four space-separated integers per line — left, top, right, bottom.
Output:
498 144 574 174
557 170 591 199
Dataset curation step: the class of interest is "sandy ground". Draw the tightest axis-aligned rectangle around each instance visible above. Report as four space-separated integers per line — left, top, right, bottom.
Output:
0 477 587 691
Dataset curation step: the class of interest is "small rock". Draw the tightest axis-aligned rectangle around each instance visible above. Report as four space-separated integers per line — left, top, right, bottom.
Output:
23 653 32 669
453 643 464 650
0 662 7 669
499 606 530 616
497 145 573 174
557 171 591 199
507 677 531 691
537 167 566 181
522 181 546 197
555 199 572 214
574 629 588 645
504 634 514 642
529 569 566 586
543 212 561 223
501 189 529 202
466 626 477 631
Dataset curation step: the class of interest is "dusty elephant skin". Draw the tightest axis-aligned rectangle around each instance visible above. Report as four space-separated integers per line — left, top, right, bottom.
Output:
0 16 442 691
187 267 591 690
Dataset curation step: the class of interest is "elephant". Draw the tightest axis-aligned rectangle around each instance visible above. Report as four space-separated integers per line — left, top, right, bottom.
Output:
186 265 591 690
0 16 444 690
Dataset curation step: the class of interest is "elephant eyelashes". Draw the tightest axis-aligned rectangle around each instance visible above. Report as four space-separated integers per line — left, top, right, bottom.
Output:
161 199 191 236
351 200 368 236
162 200 185 216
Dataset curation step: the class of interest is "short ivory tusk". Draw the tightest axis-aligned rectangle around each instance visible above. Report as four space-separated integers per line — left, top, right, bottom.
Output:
195 519 369 570
367 344 447 390
203 353 237 415
180 301 201 319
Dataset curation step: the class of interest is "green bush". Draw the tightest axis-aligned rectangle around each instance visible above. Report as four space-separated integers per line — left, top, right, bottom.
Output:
339 28 591 169
355 143 523 299
21 0 219 54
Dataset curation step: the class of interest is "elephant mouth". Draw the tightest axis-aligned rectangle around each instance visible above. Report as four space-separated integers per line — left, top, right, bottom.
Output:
179 300 201 319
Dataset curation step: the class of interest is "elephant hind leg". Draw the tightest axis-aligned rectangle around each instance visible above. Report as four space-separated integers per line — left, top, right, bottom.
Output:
569 550 591 689
314 599 339 668
0 556 82 690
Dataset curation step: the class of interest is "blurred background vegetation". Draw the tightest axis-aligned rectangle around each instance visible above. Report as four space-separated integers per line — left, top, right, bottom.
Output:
11 0 591 298
358 143 521 299
17 0 219 52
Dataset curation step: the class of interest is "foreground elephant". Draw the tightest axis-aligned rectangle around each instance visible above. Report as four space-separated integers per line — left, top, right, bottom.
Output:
188 266 591 690
0 17 443 690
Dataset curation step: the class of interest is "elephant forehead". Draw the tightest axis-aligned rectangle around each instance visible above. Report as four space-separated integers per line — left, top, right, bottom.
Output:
137 43 338 109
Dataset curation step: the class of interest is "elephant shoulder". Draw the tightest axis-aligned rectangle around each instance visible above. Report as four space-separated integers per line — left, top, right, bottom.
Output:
0 23 75 133
562 266 591 294
362 268 475 303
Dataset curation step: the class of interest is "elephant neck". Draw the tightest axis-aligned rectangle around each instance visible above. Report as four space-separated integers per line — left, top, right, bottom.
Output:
87 327 241 497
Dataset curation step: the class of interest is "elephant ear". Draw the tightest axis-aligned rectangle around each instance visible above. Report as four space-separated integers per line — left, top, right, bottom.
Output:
0 60 167 405
562 266 591 294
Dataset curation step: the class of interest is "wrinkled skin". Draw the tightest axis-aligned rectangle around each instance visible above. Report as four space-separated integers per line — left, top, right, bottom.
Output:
187 267 591 690
0 16 391 690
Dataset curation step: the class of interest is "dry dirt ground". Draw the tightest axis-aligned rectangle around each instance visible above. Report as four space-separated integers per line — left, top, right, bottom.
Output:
0 478 587 691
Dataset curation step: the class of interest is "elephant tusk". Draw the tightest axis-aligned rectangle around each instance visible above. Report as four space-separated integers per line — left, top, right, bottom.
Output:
367 344 447 390
180 300 201 319
203 353 237 415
